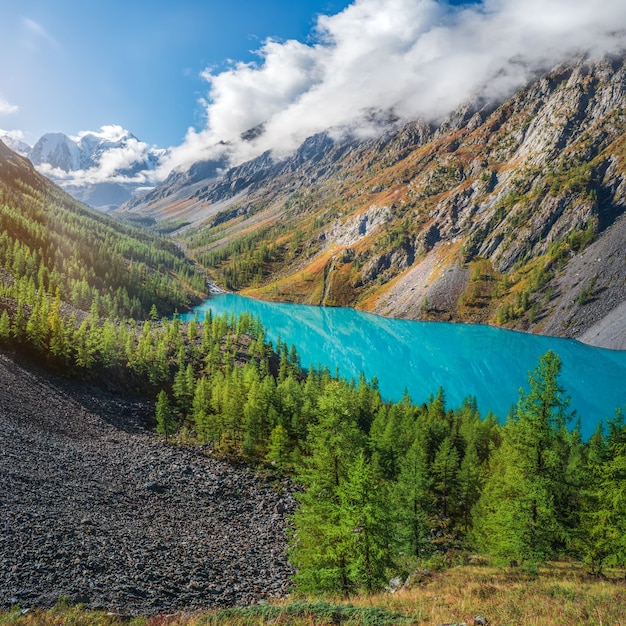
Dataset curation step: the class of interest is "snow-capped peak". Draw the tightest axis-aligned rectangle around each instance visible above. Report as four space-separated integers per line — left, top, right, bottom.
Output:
0 129 31 156
29 133 81 171
25 125 168 211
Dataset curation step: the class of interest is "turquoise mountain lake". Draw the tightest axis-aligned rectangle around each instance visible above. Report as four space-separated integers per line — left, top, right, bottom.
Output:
182 294 626 438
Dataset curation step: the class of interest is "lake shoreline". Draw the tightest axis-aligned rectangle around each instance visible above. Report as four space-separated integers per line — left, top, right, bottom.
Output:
184 293 626 438
199 289 626 353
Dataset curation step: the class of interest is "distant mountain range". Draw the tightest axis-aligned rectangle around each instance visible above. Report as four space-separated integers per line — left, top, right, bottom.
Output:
0 128 163 211
119 54 626 348
3 54 626 348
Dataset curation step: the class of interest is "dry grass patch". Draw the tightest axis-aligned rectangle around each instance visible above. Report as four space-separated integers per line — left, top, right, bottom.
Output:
5 562 624 625
344 562 626 625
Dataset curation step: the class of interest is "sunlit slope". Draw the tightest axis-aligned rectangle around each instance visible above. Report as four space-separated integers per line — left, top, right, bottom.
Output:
0 140 206 319
125 56 626 345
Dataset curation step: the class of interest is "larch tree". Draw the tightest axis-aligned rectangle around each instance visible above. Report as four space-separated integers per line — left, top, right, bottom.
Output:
431 436 460 519
393 434 433 558
457 439 483 535
155 390 176 441
266 424 291 471
289 381 365 596
338 451 393 593
472 351 572 562
0 309 10 342
580 414 626 574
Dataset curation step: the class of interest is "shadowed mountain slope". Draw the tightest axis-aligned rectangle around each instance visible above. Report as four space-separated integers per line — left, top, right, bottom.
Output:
0 139 205 319
0 351 293 615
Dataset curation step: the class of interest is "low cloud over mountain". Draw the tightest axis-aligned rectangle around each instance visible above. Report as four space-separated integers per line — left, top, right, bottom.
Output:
0 125 165 210
3 0 626 203
163 0 626 172
30 125 164 186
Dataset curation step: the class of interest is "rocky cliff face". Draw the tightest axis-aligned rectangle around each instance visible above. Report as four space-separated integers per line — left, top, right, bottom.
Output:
123 54 626 348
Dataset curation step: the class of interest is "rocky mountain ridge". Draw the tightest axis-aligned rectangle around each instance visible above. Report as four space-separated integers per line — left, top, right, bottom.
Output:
121 54 626 348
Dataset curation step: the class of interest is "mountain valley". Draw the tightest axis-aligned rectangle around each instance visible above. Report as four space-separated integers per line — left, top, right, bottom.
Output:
2 38 626 623
120 54 626 348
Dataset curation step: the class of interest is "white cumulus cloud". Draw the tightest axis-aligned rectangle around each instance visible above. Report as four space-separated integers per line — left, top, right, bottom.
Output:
71 124 135 144
163 0 626 174
0 97 19 116
35 125 166 189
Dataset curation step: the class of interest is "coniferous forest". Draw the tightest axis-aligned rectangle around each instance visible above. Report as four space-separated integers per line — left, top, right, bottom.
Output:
0 151 205 322
1 146 626 608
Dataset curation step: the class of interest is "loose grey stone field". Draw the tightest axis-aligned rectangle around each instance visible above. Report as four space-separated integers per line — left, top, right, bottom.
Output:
0 352 294 615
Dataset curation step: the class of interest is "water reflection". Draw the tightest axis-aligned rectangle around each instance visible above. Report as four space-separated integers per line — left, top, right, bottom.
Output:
182 294 626 438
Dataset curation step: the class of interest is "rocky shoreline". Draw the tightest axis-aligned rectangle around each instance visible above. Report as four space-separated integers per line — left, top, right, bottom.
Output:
0 352 295 615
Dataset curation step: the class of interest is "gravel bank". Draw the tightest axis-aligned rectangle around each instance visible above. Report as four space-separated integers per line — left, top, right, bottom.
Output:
577 301 626 350
0 352 295 615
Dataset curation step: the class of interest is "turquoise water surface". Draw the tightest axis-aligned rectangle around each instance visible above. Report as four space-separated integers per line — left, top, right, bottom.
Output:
182 294 626 438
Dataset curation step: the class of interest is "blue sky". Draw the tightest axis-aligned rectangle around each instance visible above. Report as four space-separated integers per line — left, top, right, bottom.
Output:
0 0 354 146
1 0 623 184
